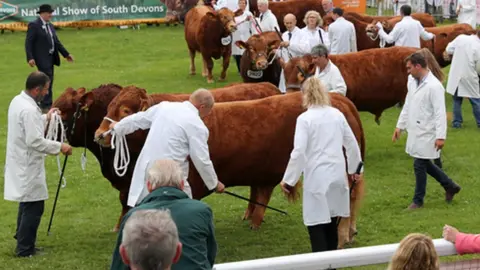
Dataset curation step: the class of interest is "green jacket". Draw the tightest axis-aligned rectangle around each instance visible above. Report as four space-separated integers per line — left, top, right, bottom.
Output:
110 187 217 270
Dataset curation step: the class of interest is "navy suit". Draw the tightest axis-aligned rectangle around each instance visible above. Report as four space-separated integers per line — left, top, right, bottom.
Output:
25 17 70 110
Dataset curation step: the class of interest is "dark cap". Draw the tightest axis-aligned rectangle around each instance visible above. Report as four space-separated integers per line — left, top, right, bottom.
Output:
37 4 54 14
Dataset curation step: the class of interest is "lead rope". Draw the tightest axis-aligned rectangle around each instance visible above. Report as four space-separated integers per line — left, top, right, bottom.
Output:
101 117 130 177
45 111 67 188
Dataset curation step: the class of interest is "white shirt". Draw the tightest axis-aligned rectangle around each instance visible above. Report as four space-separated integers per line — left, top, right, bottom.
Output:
4 91 61 202
328 17 357 55
457 0 477 29
396 72 447 159
232 10 254 56
252 9 279 34
445 34 480 98
113 101 219 207
40 16 54 53
215 0 249 11
377 16 434 48
314 60 347 96
282 105 363 226
301 26 330 51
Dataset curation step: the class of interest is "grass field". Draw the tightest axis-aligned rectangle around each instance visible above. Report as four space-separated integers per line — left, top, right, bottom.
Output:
0 22 480 270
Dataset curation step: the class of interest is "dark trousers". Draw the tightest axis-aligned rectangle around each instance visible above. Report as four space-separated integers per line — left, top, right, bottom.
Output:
37 65 54 110
233 55 241 73
14 201 45 257
307 217 338 253
413 158 456 205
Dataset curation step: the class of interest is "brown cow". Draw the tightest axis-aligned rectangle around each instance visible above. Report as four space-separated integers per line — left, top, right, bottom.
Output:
236 31 282 86
184 4 243 83
323 12 436 27
94 87 366 248
279 47 444 124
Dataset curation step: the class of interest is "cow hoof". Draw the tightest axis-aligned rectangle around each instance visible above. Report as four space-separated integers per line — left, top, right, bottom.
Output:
250 224 260 230
218 77 226 82
207 79 214 84
189 71 196 75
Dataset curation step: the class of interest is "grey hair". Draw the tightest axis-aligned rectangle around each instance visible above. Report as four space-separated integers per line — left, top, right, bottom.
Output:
257 0 268 5
311 44 329 57
147 159 183 190
122 209 179 270
190 88 215 108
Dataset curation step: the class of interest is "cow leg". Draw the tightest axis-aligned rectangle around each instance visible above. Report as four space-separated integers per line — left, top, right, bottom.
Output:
242 186 258 220
113 190 131 232
337 216 350 249
219 53 231 81
202 59 208 77
202 54 215 83
374 113 382 125
189 48 196 75
250 185 275 230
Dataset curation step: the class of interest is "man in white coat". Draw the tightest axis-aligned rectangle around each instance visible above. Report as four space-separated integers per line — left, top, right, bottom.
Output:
252 0 279 34
277 13 310 93
4 71 73 257
279 76 362 253
109 89 225 207
393 51 461 210
311 44 347 96
328 8 357 55
456 0 477 29
375 5 435 48
444 31 480 129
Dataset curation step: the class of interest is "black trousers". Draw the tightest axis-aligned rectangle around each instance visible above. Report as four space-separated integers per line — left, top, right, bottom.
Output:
307 217 339 253
14 200 45 257
233 55 241 73
413 158 456 206
37 65 54 110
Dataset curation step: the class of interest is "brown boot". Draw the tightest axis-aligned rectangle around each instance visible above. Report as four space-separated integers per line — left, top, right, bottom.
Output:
407 203 423 210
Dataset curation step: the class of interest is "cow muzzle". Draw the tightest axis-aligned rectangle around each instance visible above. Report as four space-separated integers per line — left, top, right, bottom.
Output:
228 24 237 32
94 128 112 147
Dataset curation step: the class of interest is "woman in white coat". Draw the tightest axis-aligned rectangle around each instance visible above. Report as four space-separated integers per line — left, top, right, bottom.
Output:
231 0 253 73
456 0 477 29
301 10 330 51
280 76 363 253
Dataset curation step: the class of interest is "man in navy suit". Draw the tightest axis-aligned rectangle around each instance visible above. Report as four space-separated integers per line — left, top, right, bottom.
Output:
25 4 74 112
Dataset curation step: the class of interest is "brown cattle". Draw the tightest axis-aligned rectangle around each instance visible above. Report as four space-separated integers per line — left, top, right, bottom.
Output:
236 31 282 86
94 87 366 248
279 47 444 124
184 4 243 83
323 12 435 27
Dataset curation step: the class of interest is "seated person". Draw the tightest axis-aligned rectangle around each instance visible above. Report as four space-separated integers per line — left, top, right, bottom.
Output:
110 159 217 270
387 233 439 270
443 224 480 255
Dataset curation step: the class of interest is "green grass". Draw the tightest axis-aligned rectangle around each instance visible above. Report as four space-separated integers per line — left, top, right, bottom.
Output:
0 24 479 270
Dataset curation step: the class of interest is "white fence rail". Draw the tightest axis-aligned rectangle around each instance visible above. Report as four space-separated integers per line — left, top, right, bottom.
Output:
213 239 457 270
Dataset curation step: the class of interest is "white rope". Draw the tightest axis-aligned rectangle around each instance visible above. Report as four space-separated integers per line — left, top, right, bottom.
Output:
102 117 130 177
367 30 386 48
45 111 67 188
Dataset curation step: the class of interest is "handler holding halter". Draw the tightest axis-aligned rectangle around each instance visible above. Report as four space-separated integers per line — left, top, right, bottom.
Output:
280 77 363 253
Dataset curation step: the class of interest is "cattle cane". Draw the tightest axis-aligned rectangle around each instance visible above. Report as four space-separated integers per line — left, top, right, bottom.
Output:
224 190 288 215
274 27 293 59
336 161 364 227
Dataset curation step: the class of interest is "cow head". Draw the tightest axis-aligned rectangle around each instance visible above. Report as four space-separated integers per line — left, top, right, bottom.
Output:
94 85 153 147
279 55 316 92
206 7 244 33
235 34 281 70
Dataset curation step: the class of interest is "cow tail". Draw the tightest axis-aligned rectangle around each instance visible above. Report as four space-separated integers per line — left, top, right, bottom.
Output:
286 180 302 203
418 47 445 82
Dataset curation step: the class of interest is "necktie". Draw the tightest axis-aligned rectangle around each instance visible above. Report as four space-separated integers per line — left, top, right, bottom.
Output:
288 32 292 41
45 23 54 53
260 14 263 21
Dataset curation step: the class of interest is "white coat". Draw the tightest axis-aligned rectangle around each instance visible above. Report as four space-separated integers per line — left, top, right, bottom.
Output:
328 17 357 55
377 16 434 48
396 72 447 159
301 26 330 51
445 34 480 98
215 0 249 11
314 60 347 96
112 101 219 207
457 0 477 29
4 91 62 202
232 10 254 56
252 9 279 34
282 105 363 226
277 27 310 93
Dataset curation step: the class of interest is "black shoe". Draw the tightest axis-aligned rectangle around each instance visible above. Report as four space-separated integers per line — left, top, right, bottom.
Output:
445 185 461 203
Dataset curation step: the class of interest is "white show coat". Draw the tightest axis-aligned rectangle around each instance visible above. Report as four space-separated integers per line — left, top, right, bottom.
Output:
4 91 62 202
377 16 434 48
328 17 357 55
252 9 279 34
301 26 330 51
215 0 249 11
396 72 447 159
282 106 363 226
314 60 347 96
277 27 310 93
232 10 254 56
457 0 477 29
445 34 480 98
113 101 219 207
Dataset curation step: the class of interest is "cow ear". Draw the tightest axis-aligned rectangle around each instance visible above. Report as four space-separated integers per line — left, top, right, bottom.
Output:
206 12 217 20
79 92 94 111
76 87 87 96
140 99 150 111
235 40 248 49
307 62 316 75
234 9 244 17
268 40 281 50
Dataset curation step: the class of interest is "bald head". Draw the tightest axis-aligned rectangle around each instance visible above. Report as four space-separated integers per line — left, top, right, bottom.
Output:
284 13 297 31
190 89 215 117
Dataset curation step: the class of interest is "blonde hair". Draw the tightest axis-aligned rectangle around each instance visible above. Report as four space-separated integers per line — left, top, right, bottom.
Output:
303 10 323 27
388 233 440 270
301 76 331 108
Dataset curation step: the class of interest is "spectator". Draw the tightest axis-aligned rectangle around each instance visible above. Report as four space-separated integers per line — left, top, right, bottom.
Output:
328 8 357 55
456 0 477 29
252 0 279 34
322 0 334 15
310 44 347 96
388 233 439 270
119 209 182 270
231 0 254 73
110 159 217 270
302 10 330 50
444 30 480 129
280 76 362 254
443 224 480 254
